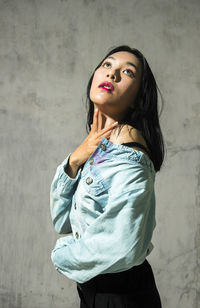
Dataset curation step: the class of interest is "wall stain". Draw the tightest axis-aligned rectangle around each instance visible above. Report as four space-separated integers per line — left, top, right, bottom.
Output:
0 108 7 114
0 288 22 308
194 162 200 308
83 0 95 5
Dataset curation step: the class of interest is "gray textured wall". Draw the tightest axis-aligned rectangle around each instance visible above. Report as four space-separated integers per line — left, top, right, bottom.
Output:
0 0 199 307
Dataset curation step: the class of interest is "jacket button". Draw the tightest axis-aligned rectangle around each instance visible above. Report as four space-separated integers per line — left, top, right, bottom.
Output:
74 203 76 209
100 144 106 151
86 177 93 184
75 232 79 239
89 158 94 165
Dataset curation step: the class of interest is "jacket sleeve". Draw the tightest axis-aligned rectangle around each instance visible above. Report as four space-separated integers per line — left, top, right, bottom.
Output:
50 153 82 234
51 163 156 283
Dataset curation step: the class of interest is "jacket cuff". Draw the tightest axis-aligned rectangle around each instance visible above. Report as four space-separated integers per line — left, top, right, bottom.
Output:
57 153 82 187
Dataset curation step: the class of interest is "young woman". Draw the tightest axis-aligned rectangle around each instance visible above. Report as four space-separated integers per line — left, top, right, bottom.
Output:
50 45 165 308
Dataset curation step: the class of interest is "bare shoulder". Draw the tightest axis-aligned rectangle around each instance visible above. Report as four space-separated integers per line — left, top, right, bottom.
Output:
109 124 150 158
109 124 146 145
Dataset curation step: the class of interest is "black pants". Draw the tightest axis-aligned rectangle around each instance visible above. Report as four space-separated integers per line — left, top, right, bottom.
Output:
76 259 162 308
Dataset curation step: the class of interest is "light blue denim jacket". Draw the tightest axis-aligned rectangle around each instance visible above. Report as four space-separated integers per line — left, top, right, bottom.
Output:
50 136 156 283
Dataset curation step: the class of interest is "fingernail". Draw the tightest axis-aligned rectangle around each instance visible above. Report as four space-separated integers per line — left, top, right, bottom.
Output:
113 121 118 125
95 108 98 112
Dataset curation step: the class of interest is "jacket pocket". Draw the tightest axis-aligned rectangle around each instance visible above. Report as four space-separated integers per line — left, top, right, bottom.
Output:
81 169 110 196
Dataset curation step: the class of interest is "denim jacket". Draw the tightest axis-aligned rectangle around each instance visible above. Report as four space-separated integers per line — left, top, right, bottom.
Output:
50 136 156 283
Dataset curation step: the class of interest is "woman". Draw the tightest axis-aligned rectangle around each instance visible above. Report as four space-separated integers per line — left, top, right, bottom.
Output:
50 45 164 308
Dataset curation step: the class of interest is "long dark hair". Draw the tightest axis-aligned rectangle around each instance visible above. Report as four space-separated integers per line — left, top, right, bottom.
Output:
84 45 165 172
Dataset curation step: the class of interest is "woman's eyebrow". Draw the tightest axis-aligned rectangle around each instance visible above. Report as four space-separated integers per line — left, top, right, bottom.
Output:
107 56 138 72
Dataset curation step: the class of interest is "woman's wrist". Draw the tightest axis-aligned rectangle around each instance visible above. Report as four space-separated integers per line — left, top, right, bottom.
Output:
69 152 82 168
63 154 78 177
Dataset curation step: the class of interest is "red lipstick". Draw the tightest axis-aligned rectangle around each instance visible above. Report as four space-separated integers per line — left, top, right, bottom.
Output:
98 81 114 92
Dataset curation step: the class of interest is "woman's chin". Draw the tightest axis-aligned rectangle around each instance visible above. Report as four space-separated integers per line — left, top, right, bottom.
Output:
93 103 114 113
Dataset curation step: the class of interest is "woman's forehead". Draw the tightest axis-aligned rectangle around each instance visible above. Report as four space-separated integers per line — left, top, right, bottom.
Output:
106 51 138 62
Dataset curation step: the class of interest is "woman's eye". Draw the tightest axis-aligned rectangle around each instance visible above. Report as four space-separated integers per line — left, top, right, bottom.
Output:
102 62 135 77
103 62 111 68
124 69 135 77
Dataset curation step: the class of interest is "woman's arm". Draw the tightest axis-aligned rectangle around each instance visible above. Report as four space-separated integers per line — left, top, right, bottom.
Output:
50 153 82 234
51 162 156 283
50 109 118 234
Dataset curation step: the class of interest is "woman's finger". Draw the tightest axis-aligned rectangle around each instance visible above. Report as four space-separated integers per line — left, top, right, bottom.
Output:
98 121 118 136
97 128 113 142
104 129 113 137
92 108 98 132
98 109 102 132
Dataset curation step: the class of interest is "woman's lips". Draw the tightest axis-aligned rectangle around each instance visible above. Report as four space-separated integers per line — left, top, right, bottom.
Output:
99 86 113 93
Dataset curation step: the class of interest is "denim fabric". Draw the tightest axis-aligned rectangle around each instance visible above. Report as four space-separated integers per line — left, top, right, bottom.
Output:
50 136 156 284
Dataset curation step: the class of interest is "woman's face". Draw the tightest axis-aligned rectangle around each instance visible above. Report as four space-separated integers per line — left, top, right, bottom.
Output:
89 51 142 120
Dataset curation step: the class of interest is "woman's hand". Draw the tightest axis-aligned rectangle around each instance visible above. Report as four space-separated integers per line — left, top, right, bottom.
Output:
69 108 118 168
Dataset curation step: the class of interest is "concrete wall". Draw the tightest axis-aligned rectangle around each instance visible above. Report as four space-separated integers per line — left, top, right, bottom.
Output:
0 0 199 307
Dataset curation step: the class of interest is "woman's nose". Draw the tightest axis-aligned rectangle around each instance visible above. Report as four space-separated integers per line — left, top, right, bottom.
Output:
106 72 116 80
